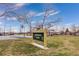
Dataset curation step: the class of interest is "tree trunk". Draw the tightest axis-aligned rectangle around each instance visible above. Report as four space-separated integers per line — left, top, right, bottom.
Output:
30 23 32 36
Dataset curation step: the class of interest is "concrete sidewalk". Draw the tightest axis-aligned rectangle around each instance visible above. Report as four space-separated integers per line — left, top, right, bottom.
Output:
0 35 32 40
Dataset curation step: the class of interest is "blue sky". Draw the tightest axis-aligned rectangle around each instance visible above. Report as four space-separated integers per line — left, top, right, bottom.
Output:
0 3 79 32
55 3 79 25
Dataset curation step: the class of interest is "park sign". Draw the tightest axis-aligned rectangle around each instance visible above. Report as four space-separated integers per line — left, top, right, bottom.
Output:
32 28 48 48
33 32 44 42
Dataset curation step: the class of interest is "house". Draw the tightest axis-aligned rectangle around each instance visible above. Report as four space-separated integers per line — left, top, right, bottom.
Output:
47 30 55 36
64 28 71 35
75 30 79 35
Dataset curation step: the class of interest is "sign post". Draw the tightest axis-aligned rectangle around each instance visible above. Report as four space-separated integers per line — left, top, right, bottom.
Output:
44 28 47 47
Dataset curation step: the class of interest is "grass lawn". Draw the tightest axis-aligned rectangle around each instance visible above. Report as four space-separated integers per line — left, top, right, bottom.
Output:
0 35 79 56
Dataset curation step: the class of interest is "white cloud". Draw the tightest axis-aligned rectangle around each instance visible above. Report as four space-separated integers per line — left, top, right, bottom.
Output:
0 3 28 11
0 16 5 19
31 21 36 24
0 22 3 25
35 12 44 16
0 4 26 12
12 3 30 11
0 11 5 17
6 17 17 21
26 11 36 17
11 27 19 32
15 4 25 7
11 17 17 20
35 10 60 17
49 11 60 16
13 3 26 10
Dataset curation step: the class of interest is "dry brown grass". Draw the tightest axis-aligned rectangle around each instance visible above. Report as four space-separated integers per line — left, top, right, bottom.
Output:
0 35 79 56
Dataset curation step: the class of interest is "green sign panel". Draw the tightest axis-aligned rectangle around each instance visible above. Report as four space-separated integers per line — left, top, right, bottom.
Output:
33 32 44 42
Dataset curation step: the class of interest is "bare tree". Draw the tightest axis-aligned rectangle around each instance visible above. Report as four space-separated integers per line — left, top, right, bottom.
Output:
25 11 35 35
71 24 77 32
40 4 61 30
0 12 6 35
17 15 26 36
2 11 29 36
3 11 18 35
0 4 26 36
0 11 25 35
71 24 77 35
0 4 62 36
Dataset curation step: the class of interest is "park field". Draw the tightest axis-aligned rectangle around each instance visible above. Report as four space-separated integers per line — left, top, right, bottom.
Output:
0 35 79 56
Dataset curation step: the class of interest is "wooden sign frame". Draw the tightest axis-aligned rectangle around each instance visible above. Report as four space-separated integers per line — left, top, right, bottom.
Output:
32 28 48 48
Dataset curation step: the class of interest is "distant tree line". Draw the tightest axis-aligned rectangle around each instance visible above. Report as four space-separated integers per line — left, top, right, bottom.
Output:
47 24 79 36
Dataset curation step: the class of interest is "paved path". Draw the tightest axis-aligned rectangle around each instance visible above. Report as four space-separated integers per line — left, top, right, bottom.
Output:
0 35 32 40
13 35 32 38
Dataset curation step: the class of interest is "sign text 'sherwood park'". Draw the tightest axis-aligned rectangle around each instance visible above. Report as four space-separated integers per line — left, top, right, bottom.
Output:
33 32 44 42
